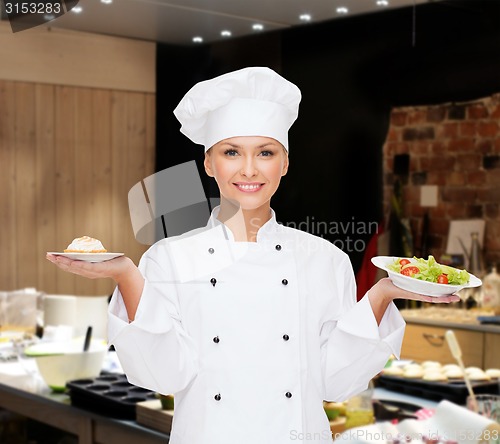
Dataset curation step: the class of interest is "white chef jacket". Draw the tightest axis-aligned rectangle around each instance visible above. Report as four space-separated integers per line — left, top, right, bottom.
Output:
108 207 405 444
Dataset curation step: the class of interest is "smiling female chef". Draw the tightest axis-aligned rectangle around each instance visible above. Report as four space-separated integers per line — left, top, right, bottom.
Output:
47 67 459 444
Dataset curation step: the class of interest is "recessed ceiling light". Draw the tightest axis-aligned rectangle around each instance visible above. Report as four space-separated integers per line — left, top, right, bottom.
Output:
44 14 55 20
299 14 312 22
221 30 232 37
101 0 113 4
336 7 348 14
376 0 389 5
192 36 203 43
72 6 82 13
252 23 264 31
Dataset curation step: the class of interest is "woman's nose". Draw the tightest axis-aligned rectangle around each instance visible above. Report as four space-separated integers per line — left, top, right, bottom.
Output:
240 156 258 177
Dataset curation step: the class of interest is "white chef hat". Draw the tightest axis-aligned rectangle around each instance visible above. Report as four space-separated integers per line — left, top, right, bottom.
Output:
173 67 301 152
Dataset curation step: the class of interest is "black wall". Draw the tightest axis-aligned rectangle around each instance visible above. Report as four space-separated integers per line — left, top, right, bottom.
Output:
156 0 500 272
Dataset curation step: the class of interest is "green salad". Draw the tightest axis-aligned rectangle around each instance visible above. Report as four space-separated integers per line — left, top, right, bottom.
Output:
387 255 470 285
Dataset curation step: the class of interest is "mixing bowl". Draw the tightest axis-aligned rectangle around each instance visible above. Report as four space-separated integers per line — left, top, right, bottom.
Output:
25 339 108 392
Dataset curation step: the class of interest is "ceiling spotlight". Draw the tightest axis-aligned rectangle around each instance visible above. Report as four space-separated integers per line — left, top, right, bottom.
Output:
299 14 312 22
221 30 232 37
376 0 389 5
44 14 55 20
192 36 203 43
336 7 348 14
101 0 113 4
252 23 264 31
72 6 82 13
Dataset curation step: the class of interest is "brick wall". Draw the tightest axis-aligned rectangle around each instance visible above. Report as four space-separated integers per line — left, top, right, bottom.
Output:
383 93 500 270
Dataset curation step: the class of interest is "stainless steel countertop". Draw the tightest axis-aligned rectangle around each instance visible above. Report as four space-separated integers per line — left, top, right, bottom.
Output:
401 308 500 334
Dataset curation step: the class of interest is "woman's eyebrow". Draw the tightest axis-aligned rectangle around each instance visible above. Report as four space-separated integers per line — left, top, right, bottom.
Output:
219 142 278 149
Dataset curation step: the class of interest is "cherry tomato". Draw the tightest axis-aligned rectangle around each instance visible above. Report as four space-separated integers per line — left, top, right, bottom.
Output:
399 259 411 266
437 274 449 284
401 266 420 277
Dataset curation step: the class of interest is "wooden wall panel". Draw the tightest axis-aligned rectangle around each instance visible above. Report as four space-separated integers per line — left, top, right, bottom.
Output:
92 90 113 297
0 22 155 93
110 91 130 262
15 83 38 287
145 95 156 178
35 84 57 294
0 82 18 290
0 80 155 295
126 94 148 257
74 88 94 296
54 86 77 294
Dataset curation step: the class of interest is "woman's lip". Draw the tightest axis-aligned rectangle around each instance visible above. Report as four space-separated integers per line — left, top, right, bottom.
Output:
233 183 264 192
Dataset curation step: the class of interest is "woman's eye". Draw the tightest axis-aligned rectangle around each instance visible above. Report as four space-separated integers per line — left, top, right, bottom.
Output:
224 149 238 156
259 150 274 157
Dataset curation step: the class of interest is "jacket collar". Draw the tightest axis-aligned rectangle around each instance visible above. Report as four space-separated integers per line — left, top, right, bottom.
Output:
206 205 281 242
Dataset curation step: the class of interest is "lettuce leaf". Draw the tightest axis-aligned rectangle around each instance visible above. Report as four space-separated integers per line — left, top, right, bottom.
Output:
387 255 470 285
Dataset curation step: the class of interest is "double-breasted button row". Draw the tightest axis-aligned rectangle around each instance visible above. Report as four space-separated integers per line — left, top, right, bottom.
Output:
210 277 288 286
214 392 290 401
212 335 288 343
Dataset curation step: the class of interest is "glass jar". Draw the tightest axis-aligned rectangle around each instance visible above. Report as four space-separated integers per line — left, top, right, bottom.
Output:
344 381 375 429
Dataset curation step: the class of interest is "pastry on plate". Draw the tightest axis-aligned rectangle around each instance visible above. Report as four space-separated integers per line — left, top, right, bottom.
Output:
64 236 107 253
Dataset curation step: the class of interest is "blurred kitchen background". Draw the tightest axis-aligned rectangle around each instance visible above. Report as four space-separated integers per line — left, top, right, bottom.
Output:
1 0 499 298
0 0 500 442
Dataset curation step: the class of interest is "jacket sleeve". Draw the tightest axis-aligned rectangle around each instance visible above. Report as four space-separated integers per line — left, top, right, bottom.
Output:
321 252 405 402
107 243 199 395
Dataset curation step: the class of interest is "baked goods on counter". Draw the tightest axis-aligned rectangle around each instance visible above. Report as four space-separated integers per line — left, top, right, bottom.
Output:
379 360 500 405
381 366 405 377
485 368 500 378
382 360 500 382
443 368 464 379
64 236 107 253
422 371 448 382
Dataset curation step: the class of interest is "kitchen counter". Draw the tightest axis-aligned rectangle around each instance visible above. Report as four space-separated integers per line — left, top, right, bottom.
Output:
401 307 500 334
0 356 441 444
0 359 169 444
400 307 500 368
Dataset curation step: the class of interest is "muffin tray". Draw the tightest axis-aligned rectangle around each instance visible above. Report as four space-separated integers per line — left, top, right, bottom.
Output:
377 375 499 405
66 373 157 419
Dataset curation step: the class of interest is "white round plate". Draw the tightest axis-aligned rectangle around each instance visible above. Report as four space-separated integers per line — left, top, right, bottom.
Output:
371 256 482 297
47 252 124 263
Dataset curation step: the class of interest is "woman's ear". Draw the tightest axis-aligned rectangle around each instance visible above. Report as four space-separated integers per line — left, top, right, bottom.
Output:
281 150 289 177
204 150 214 177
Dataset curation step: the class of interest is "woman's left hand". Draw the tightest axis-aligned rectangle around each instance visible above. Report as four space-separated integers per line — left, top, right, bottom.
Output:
372 277 461 304
368 278 461 325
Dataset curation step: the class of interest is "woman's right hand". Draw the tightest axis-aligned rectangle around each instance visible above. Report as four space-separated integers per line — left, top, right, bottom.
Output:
46 253 136 283
46 254 145 320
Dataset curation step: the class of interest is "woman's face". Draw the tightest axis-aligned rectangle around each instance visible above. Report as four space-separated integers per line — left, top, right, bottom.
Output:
204 136 289 211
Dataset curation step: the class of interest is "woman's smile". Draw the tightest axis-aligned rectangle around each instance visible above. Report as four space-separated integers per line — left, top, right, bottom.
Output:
233 182 265 192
